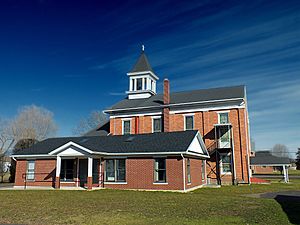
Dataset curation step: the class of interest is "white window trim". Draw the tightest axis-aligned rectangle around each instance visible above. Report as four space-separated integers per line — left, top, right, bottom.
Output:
104 182 128 185
121 118 132 135
183 114 195 131
153 182 168 185
219 153 232 175
152 116 162 133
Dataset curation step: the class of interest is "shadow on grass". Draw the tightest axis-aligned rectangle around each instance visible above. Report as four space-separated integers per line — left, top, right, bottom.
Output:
275 195 300 224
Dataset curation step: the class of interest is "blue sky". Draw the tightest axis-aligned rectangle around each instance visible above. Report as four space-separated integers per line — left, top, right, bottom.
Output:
0 0 299 154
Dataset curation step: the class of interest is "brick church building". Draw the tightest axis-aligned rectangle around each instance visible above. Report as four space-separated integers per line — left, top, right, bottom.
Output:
12 49 252 191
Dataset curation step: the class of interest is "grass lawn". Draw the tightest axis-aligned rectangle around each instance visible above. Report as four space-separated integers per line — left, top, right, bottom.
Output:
0 181 300 225
272 169 300 175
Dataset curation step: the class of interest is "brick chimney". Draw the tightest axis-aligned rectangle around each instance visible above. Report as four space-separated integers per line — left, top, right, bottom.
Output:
163 79 170 132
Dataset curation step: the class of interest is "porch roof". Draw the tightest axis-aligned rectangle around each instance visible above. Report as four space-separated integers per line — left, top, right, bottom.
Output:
12 130 208 157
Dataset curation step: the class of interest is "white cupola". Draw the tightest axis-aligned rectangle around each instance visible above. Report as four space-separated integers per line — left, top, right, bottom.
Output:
126 46 159 99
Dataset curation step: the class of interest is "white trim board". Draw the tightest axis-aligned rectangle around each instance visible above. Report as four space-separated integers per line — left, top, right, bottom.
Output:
104 98 245 113
49 141 94 155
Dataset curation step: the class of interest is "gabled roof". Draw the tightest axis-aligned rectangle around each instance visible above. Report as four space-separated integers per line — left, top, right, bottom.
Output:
250 151 291 165
106 85 245 112
12 130 208 157
130 52 154 73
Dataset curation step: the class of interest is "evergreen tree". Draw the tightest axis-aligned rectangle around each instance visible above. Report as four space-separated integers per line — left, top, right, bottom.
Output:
296 148 300 170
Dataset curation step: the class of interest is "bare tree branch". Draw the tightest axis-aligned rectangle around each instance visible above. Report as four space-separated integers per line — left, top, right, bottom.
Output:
72 111 107 136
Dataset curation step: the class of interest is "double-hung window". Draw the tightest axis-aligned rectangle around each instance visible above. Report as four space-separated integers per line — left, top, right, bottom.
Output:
105 159 126 182
122 120 131 135
187 159 191 183
185 115 194 130
152 117 162 133
220 153 232 174
154 158 166 183
26 160 35 180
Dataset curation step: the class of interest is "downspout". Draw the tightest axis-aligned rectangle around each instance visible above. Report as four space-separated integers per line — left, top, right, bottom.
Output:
230 125 237 184
244 101 251 184
244 87 252 184
181 154 186 192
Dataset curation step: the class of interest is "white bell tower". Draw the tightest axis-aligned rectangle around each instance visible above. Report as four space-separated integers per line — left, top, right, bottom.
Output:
126 46 159 99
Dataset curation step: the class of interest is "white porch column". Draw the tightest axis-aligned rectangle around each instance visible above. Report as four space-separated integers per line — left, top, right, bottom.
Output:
87 157 93 189
88 157 93 177
55 156 61 188
129 77 133 91
56 156 61 177
283 165 289 183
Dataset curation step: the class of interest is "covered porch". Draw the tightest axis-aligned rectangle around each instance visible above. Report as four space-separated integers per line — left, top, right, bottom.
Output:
50 141 104 190
55 157 103 189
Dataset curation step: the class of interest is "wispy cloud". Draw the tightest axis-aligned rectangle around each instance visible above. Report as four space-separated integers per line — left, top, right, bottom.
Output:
99 1 300 153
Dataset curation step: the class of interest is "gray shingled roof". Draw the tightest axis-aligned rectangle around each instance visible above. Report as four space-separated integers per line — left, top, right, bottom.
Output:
250 151 291 165
106 85 245 112
130 52 154 73
13 130 199 156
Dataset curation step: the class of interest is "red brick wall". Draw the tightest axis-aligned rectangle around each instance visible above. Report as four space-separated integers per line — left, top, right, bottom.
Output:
104 157 184 190
252 165 274 174
185 158 204 190
15 159 56 187
109 107 250 185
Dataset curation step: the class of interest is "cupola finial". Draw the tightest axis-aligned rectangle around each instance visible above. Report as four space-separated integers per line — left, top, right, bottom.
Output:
142 44 145 52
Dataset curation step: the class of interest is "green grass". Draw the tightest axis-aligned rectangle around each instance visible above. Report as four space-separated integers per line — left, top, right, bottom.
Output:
272 169 300 175
0 181 300 225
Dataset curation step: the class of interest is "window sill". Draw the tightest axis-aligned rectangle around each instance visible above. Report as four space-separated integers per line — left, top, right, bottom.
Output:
104 182 127 185
187 183 192 185
153 182 168 185
221 173 232 175
60 181 75 183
